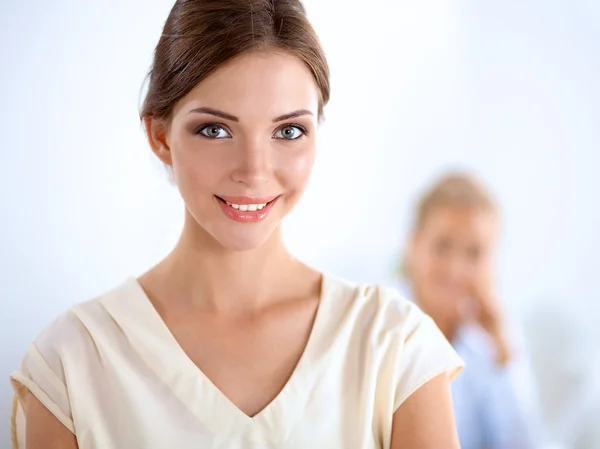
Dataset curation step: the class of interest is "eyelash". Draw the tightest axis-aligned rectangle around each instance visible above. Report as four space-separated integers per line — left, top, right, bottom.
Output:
193 123 308 139
281 123 308 138
193 122 231 138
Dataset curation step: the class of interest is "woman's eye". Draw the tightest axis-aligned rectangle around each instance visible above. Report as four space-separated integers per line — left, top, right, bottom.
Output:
197 124 231 139
274 125 305 140
434 238 452 256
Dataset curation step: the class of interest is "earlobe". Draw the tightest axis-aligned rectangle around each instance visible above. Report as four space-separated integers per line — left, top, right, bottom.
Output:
144 116 172 166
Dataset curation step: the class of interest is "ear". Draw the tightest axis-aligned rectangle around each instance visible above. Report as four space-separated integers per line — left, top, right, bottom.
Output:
143 116 172 166
408 231 419 259
402 232 420 280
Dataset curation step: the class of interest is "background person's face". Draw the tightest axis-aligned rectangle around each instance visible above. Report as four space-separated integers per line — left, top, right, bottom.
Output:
161 50 320 251
409 206 498 323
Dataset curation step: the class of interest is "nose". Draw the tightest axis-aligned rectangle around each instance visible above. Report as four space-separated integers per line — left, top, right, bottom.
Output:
230 136 271 187
445 252 468 283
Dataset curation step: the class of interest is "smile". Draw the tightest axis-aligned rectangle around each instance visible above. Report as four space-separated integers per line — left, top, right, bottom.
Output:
224 201 267 211
215 195 280 223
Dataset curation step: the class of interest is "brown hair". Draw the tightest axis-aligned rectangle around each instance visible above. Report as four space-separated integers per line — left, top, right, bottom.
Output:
399 172 498 279
140 0 330 123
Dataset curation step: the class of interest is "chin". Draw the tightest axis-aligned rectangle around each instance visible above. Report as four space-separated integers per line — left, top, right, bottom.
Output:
220 238 268 252
212 226 278 252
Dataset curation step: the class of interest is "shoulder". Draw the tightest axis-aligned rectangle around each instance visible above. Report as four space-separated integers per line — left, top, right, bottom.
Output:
323 275 451 354
13 280 135 405
324 275 425 329
31 280 133 364
324 275 418 313
10 281 133 440
324 276 463 411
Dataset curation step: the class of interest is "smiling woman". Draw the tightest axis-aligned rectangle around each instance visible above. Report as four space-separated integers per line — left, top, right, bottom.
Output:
9 1 463 448
146 48 321 251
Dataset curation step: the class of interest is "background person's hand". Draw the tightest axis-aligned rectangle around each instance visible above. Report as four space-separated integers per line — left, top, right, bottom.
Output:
469 270 512 366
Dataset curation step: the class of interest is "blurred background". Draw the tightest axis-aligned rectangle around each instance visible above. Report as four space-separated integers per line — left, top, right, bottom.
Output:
1 0 598 447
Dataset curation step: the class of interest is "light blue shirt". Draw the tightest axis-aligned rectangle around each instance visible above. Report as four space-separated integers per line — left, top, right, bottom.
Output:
392 282 543 449
451 324 542 449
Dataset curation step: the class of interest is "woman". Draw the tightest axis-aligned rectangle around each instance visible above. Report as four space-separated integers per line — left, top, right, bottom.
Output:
10 1 464 447
400 172 543 449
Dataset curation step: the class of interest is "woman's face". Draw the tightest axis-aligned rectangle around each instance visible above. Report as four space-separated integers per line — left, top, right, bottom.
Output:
148 50 320 251
409 206 498 322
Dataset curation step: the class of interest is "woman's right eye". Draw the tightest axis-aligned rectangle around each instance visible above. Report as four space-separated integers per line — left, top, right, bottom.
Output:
434 238 452 256
196 124 231 139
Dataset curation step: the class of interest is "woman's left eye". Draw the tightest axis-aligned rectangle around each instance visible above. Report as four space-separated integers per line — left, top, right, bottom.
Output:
274 125 305 140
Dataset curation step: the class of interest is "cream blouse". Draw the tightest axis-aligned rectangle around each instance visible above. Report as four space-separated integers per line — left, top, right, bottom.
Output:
10 274 463 448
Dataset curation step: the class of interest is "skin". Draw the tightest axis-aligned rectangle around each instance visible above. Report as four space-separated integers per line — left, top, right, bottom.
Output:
409 205 511 364
25 394 78 448
26 50 458 449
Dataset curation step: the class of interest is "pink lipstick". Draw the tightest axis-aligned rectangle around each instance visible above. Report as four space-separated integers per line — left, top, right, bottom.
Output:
215 195 280 223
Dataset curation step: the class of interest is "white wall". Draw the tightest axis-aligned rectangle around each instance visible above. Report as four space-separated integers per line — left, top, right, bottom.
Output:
1 0 598 446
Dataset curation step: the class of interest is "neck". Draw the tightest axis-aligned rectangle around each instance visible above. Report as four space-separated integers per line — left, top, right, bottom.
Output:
412 284 460 342
429 314 460 343
143 211 306 314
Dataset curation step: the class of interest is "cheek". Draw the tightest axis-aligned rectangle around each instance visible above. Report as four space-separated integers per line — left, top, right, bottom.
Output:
412 251 440 286
422 253 462 289
425 259 447 284
274 146 315 189
169 136 224 187
173 154 213 190
418 249 443 274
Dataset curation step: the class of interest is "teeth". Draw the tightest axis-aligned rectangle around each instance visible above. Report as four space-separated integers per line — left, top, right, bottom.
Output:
225 201 268 211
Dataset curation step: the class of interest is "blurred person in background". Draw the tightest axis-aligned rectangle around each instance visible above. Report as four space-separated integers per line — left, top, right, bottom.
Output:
398 172 545 449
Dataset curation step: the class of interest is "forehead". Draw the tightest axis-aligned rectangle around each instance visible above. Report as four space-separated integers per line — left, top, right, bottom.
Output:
172 50 320 120
424 206 498 240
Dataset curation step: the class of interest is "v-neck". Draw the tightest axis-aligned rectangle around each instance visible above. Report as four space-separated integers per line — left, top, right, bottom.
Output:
100 274 336 443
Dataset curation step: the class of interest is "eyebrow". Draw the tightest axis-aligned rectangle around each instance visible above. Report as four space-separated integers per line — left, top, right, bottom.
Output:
188 107 313 123
188 107 239 121
272 109 313 122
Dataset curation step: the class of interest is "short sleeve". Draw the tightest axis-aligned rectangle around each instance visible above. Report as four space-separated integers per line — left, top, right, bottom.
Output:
10 312 77 447
387 293 464 410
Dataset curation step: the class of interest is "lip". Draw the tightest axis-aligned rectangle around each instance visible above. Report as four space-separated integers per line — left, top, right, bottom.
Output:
217 195 280 205
215 195 280 223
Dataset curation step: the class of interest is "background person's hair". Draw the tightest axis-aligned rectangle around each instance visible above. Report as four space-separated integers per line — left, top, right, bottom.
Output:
140 0 330 123
399 171 498 280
